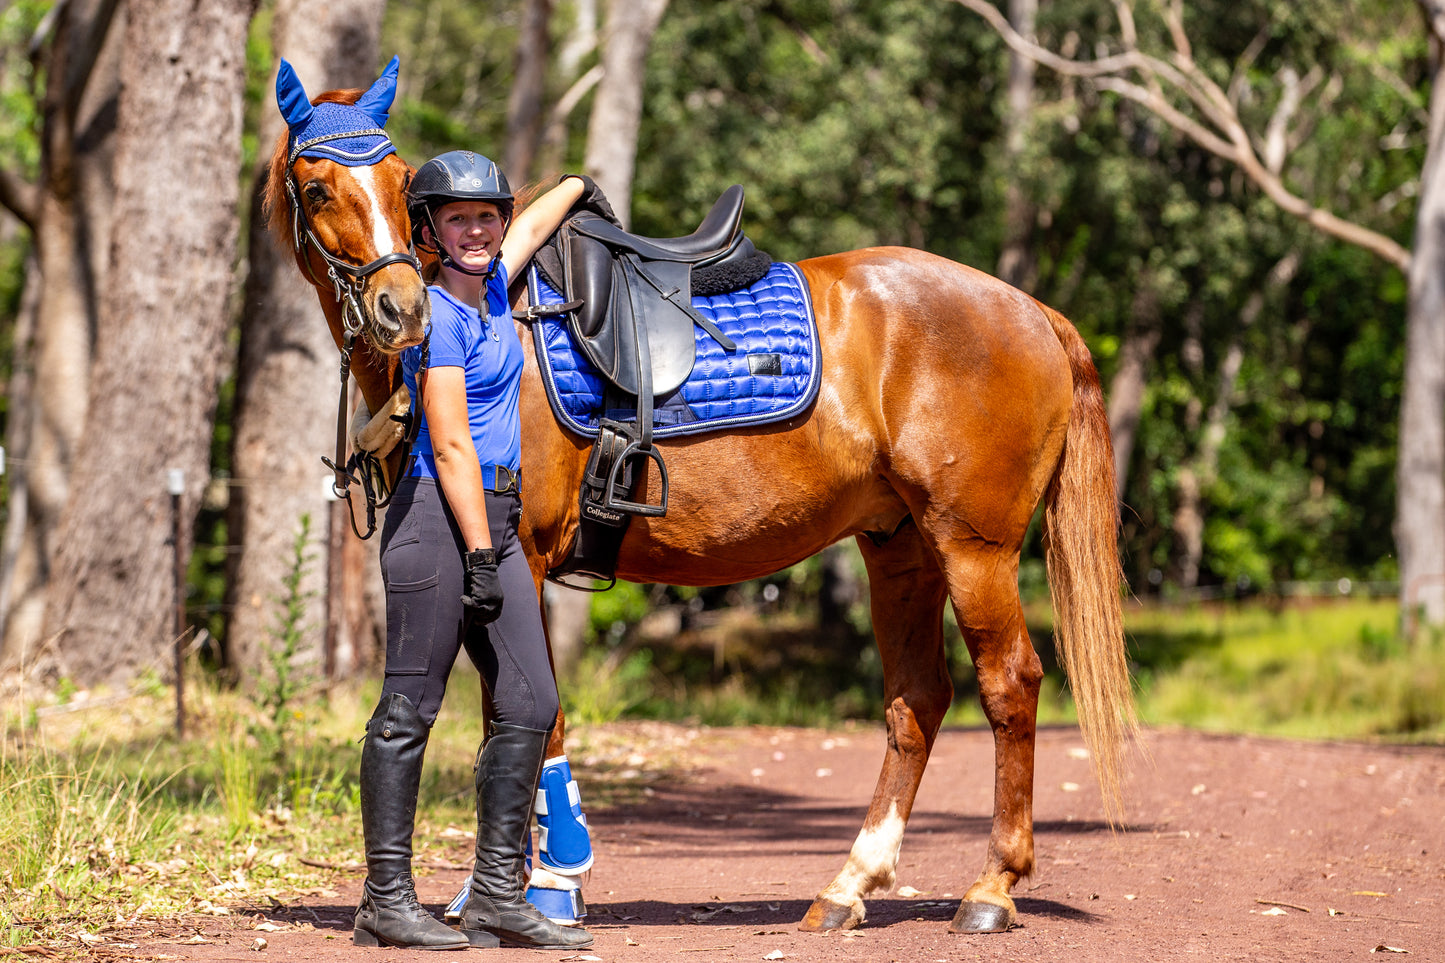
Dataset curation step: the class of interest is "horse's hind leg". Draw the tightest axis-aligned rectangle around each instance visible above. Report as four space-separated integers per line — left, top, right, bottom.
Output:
799 521 952 932
940 545 1043 934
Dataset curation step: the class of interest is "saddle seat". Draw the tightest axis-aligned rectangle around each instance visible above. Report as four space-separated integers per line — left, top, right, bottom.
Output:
568 184 745 264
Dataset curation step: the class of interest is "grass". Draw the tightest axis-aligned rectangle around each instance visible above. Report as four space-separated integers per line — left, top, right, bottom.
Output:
578 595 1445 743
2 596 1440 952
1126 597 1445 740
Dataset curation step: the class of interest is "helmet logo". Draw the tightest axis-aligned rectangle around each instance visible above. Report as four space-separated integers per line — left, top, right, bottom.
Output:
471 178 482 187
461 150 475 164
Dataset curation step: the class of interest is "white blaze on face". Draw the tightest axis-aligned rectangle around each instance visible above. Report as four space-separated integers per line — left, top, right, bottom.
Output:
817 801 907 906
351 165 401 257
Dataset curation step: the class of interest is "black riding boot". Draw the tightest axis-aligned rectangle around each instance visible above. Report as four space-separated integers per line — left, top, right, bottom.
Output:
353 693 469 950
459 723 594 950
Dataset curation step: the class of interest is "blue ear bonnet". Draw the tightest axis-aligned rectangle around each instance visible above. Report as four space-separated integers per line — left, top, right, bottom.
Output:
278 55 400 168
287 103 396 166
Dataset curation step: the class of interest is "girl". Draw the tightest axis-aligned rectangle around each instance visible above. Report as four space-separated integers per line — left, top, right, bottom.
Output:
353 152 589 952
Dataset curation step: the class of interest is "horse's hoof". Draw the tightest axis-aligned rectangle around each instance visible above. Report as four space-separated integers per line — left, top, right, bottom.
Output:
798 898 863 932
948 900 1014 934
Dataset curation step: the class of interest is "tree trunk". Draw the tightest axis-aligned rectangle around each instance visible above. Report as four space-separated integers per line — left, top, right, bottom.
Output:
0 0 122 671
1398 6 1445 634
1106 284 1162 504
583 0 670 227
36 0 257 690
995 0 1038 291
505 0 554 184
223 0 386 686
540 0 669 671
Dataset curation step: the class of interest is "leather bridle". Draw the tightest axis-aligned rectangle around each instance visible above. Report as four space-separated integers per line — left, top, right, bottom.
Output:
286 129 425 538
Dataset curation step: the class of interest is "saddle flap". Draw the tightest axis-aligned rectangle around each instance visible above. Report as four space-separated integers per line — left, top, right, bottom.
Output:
560 232 698 398
620 258 697 396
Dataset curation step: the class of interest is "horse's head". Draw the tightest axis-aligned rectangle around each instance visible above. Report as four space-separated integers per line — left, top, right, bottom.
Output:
265 56 428 355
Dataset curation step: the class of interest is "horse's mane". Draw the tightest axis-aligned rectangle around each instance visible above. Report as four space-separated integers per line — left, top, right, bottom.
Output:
262 88 367 247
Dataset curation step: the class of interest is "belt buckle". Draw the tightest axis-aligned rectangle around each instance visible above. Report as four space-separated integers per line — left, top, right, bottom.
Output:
494 465 518 495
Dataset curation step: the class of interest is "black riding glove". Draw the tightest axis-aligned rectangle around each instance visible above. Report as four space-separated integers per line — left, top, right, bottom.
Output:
460 548 504 624
561 173 621 225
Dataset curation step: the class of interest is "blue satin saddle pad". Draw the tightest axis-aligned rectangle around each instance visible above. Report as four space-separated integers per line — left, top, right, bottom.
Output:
526 261 820 438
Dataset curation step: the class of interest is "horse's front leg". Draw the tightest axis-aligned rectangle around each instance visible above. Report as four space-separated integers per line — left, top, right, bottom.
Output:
947 552 1041 934
799 523 952 931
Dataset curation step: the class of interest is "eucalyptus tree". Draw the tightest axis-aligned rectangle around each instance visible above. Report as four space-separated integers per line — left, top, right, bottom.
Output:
0 0 121 670
955 0 1426 607
224 0 388 685
39 0 259 688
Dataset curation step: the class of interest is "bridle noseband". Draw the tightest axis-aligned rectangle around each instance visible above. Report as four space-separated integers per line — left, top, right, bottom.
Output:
286 129 425 538
286 129 422 342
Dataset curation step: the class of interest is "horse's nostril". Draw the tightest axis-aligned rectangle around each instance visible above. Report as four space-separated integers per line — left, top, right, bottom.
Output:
376 292 402 333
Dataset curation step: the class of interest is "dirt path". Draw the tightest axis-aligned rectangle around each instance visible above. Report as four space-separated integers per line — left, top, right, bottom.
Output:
118 724 1444 963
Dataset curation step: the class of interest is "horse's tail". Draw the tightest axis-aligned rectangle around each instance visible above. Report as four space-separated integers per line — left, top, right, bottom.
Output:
1040 304 1138 825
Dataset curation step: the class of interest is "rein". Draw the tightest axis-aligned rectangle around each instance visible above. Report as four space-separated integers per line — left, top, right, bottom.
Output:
287 129 423 539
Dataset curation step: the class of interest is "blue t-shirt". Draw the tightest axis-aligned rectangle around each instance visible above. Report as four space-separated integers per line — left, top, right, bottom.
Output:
402 264 523 487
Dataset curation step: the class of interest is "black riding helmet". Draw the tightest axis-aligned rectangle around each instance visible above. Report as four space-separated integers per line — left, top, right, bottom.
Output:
407 150 515 277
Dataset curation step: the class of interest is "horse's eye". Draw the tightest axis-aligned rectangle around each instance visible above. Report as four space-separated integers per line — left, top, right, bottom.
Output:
303 181 329 205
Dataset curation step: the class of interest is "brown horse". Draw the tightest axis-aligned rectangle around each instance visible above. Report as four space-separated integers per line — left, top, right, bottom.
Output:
265 81 1137 935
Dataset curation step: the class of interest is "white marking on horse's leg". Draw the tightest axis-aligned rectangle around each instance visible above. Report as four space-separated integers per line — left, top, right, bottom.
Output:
816 801 907 920
352 165 402 255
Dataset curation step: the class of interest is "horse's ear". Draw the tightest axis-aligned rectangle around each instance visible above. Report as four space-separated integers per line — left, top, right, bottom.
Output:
355 55 400 127
276 59 314 130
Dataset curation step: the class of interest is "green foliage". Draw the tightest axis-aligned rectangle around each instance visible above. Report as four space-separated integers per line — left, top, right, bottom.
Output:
636 0 999 263
559 647 655 726
588 580 651 643
1001 0 1424 595
253 514 318 765
382 0 528 168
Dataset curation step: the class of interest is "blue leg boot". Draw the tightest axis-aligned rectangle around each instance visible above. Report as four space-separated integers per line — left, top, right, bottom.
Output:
535 755 594 875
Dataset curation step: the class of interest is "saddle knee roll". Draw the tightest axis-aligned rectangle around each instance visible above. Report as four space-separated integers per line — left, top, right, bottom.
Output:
535 755 594 875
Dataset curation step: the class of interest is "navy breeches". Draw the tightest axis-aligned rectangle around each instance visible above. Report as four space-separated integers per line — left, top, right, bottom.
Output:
376 477 558 731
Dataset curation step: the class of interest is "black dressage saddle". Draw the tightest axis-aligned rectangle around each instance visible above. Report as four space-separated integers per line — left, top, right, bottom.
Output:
523 184 771 585
561 184 758 400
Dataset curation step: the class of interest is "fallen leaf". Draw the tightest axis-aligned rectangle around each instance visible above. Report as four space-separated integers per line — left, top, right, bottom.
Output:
250 937 267 952
1371 946 1409 954
764 952 785 961
1061 782 1080 792
1353 891 1390 898
1191 784 1207 795
897 886 925 898
254 922 282 932
1258 906 1287 915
